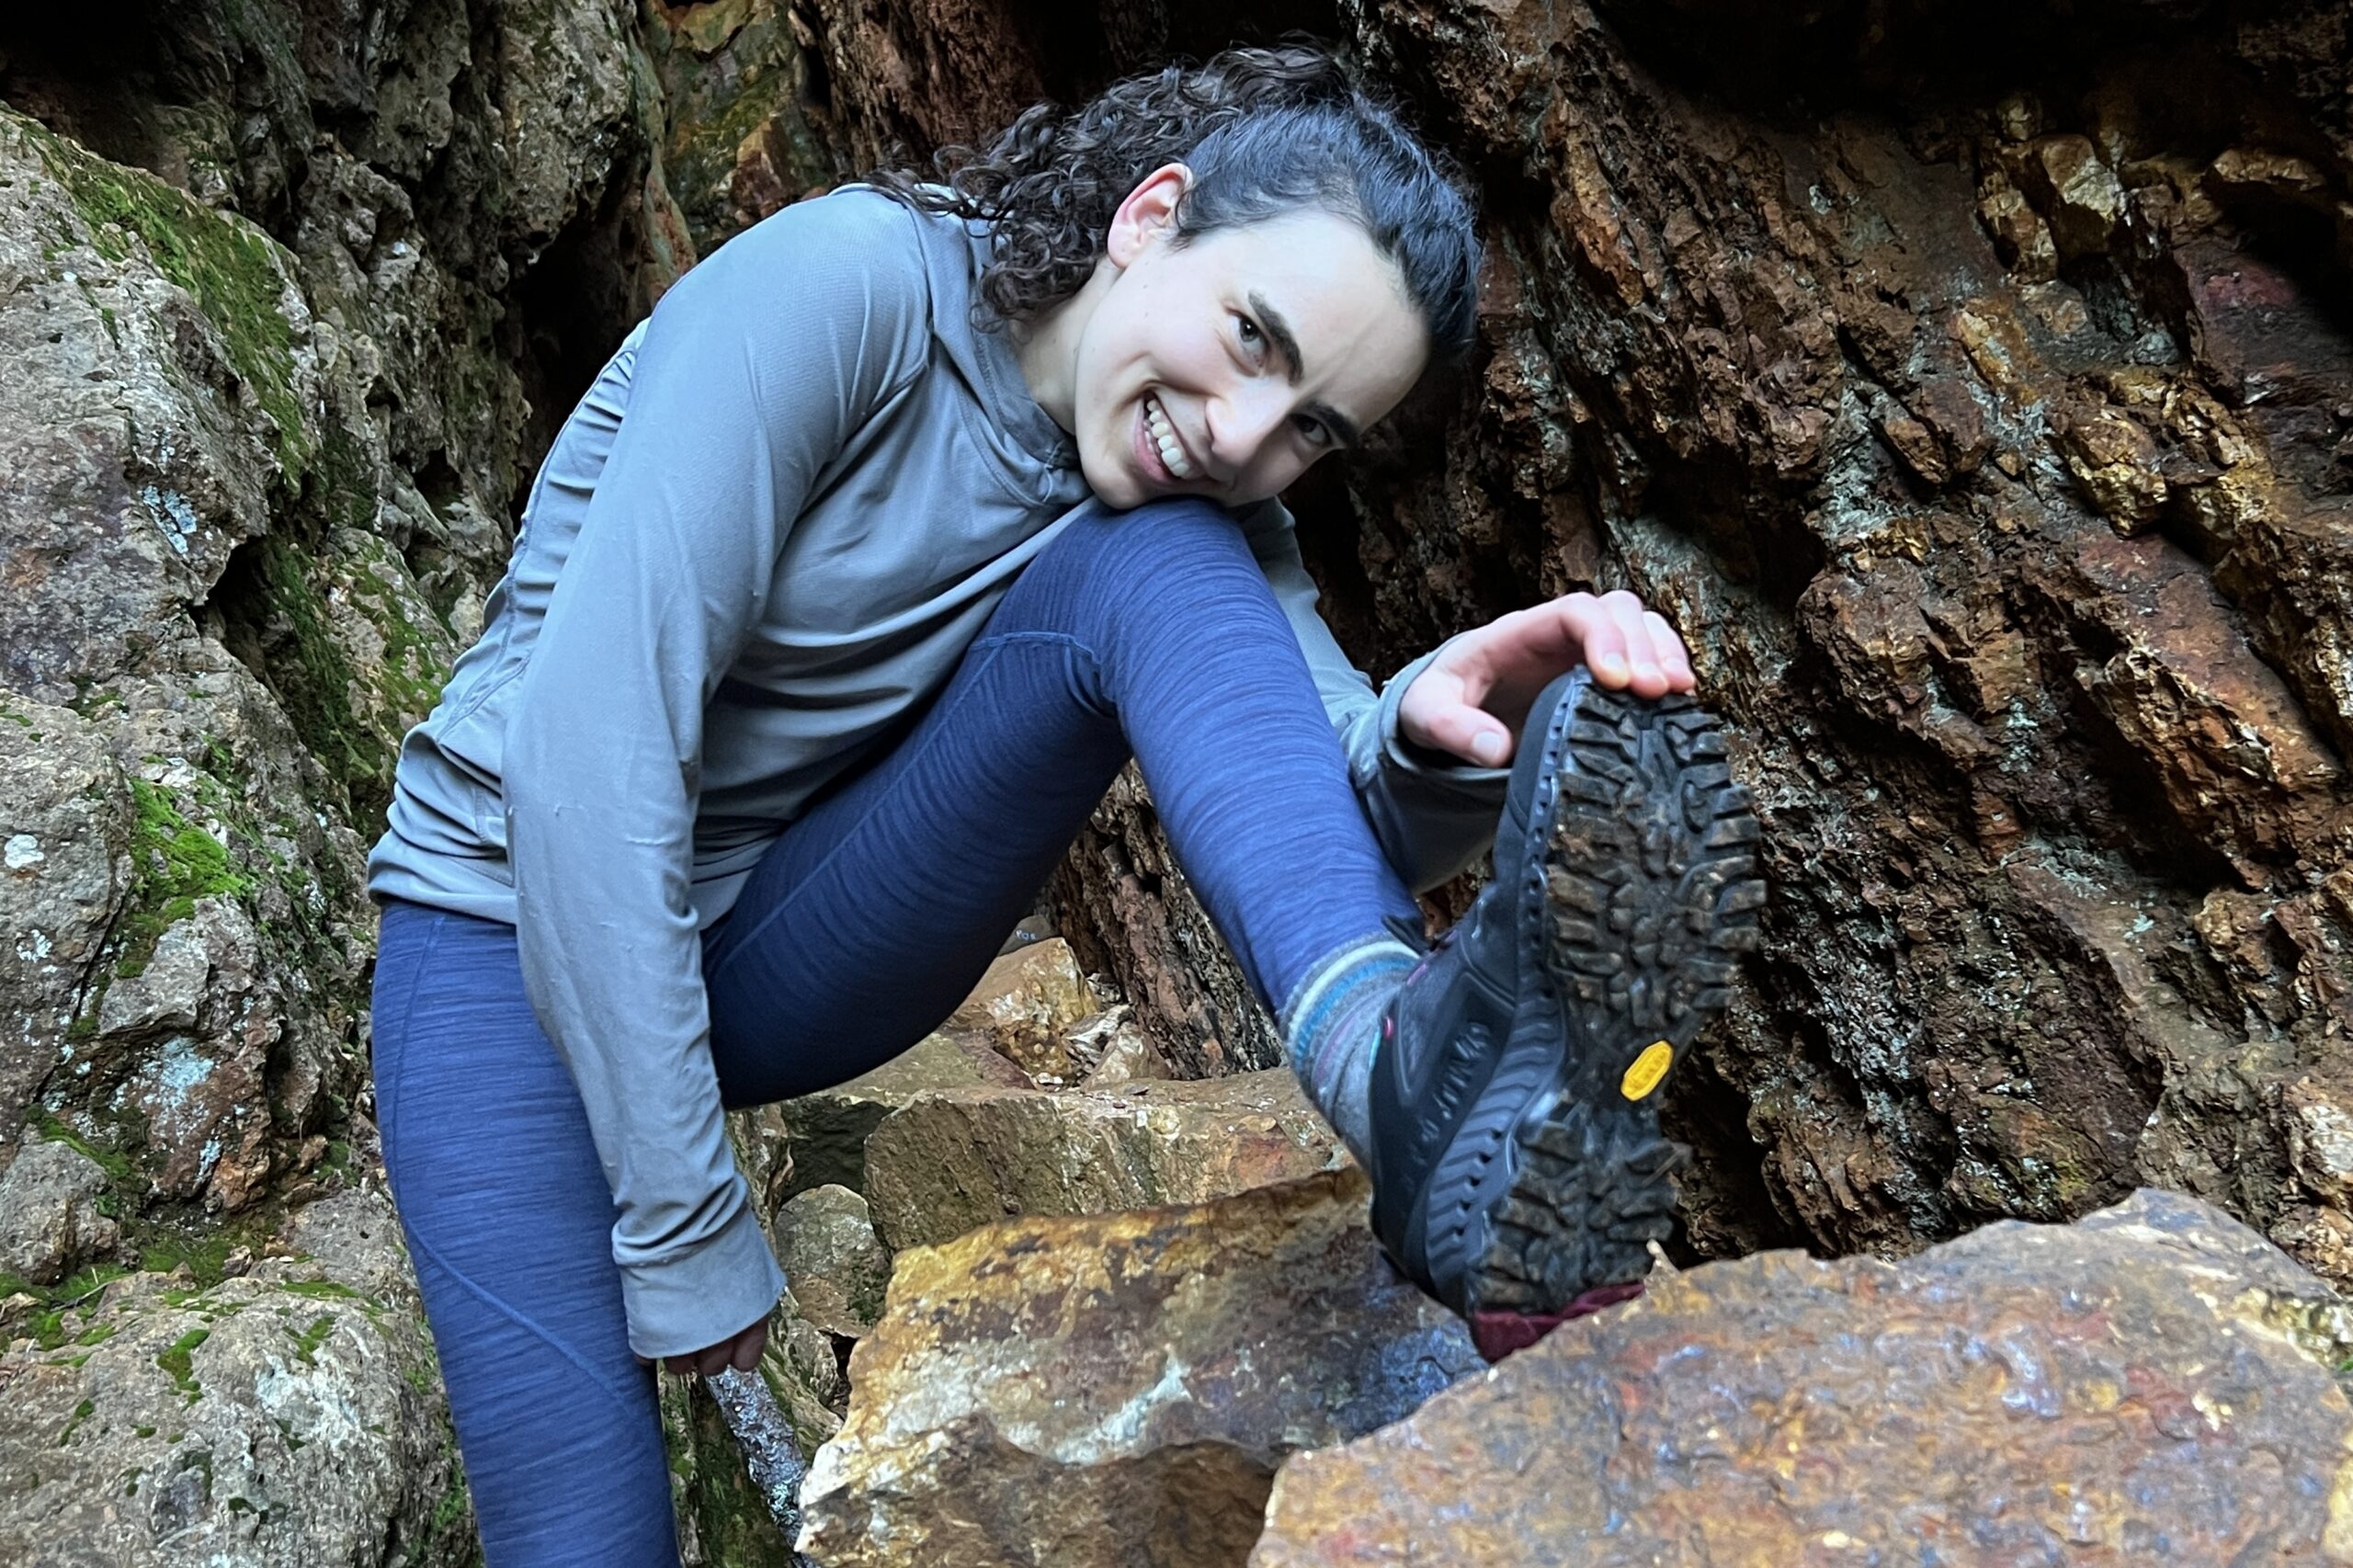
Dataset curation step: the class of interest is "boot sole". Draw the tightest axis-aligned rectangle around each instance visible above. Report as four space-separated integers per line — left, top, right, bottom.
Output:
1427 680 1764 1314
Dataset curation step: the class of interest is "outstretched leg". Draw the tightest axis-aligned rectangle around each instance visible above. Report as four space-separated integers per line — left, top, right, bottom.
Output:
700 496 1767 1342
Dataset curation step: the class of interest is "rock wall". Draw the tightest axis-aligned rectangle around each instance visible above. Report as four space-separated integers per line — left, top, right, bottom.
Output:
1313 0 2353 1273
4 0 2352 1553
0 3 705 1554
1047 0 2353 1281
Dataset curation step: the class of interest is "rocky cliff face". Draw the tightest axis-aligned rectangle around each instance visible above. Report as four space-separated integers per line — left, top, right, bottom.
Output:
1056 0 2353 1282
1316 0 2353 1281
0 3 706 1552
2 0 2350 1561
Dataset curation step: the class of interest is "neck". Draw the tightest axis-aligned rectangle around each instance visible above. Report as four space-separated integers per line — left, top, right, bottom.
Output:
1014 257 1116 436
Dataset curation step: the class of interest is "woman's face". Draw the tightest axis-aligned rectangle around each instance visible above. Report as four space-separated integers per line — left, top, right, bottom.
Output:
1058 166 1434 510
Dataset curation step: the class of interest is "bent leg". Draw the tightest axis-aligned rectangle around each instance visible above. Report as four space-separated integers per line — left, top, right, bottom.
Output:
372 899 678 1568
701 498 1418 1104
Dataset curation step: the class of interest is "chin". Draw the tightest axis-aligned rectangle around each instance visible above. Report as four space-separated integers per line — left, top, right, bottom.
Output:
1076 445 1146 510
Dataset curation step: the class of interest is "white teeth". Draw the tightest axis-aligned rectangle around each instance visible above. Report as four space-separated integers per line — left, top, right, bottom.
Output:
1143 395 1198 480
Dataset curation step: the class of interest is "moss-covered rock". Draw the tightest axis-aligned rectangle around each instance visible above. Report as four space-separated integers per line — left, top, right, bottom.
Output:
644 0 843 254
0 1221 474 1566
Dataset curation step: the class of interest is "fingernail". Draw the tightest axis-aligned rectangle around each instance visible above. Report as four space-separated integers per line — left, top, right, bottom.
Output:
1635 662 1662 684
1472 732 1506 766
1597 653 1630 679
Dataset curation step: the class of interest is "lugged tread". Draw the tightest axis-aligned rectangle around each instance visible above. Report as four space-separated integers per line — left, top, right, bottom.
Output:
1462 679 1765 1313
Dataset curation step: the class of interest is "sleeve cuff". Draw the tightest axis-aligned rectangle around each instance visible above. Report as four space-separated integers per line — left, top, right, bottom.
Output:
1370 644 1512 796
619 1198 788 1359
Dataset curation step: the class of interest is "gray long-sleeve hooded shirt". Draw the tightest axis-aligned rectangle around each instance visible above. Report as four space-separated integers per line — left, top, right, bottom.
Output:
367 186 1508 1358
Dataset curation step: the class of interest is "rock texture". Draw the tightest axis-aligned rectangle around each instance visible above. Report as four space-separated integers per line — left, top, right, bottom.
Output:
0 0 699 1289
1043 0 2353 1285
945 937 1099 1082
799 1169 1484 1568
0 4 711 1556
1253 1187 2353 1564
862 1070 1344 1251
0 1187 471 1566
774 1185 890 1339
735 1028 1033 1205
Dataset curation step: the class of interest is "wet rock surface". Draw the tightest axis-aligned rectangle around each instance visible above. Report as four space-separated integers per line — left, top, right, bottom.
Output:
663 1282 847 1568
800 1169 1483 1568
1253 1188 2353 1565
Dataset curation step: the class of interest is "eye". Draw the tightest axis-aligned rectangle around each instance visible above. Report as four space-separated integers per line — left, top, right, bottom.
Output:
1294 414 1335 449
1233 312 1267 358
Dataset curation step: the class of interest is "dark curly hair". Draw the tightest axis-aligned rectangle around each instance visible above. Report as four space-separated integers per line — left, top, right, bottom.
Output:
868 45 1482 374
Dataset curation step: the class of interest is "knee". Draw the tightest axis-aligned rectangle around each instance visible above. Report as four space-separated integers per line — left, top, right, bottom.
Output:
1034 496 1260 605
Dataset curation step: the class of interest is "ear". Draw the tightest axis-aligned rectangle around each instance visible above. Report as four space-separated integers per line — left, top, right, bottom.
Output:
1105 163 1193 269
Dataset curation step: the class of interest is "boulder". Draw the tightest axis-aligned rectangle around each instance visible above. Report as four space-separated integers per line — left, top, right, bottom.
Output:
1252 1188 2353 1565
0 1254 470 1566
1073 1008 1175 1088
736 1029 1031 1204
775 1185 890 1339
0 1137 122 1289
946 937 1098 1082
799 1169 1483 1568
862 1070 1343 1252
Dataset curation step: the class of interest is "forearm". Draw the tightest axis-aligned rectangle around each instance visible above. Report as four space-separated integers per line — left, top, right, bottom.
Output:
506 690 785 1358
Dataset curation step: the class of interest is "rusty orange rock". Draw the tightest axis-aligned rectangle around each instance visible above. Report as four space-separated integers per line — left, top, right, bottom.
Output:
1252 1189 2353 1565
799 1169 1483 1568
861 1069 1344 1252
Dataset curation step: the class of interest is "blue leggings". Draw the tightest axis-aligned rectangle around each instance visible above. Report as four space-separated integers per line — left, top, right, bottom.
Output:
372 499 1420 1565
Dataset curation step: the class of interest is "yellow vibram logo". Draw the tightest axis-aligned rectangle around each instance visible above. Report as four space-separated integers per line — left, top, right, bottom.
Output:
1621 1041 1674 1100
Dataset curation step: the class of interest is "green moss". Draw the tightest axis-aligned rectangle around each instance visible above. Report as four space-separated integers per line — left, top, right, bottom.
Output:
242 532 393 823
14 1258 133 1349
28 1108 136 1187
114 779 254 978
157 1327 209 1402
57 1397 96 1447
26 118 316 482
134 1207 278 1290
285 1314 334 1365
429 1471 470 1536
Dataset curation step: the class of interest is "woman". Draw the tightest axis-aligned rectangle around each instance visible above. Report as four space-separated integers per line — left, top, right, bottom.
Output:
368 43 1757 1564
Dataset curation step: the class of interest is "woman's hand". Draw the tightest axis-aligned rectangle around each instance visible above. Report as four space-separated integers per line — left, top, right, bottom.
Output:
640 1314 769 1378
1398 590 1696 768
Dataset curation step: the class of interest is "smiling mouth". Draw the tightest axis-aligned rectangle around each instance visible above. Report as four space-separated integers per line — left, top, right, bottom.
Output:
1141 393 1201 482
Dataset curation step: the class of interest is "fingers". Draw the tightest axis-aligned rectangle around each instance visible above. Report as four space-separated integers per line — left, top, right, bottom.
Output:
1402 591 1703 767
1569 592 1690 699
654 1316 772 1379
1397 660 1515 767
1643 609 1696 693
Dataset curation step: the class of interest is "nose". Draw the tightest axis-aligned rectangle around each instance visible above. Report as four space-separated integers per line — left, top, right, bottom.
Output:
1205 381 1293 474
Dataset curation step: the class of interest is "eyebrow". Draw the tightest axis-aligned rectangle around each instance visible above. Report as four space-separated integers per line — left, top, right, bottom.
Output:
1249 290 1365 452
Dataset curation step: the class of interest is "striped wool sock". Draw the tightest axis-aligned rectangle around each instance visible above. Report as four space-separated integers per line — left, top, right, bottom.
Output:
1279 935 1421 1165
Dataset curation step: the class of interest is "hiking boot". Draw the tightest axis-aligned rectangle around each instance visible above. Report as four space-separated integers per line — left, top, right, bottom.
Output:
1367 668 1764 1335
